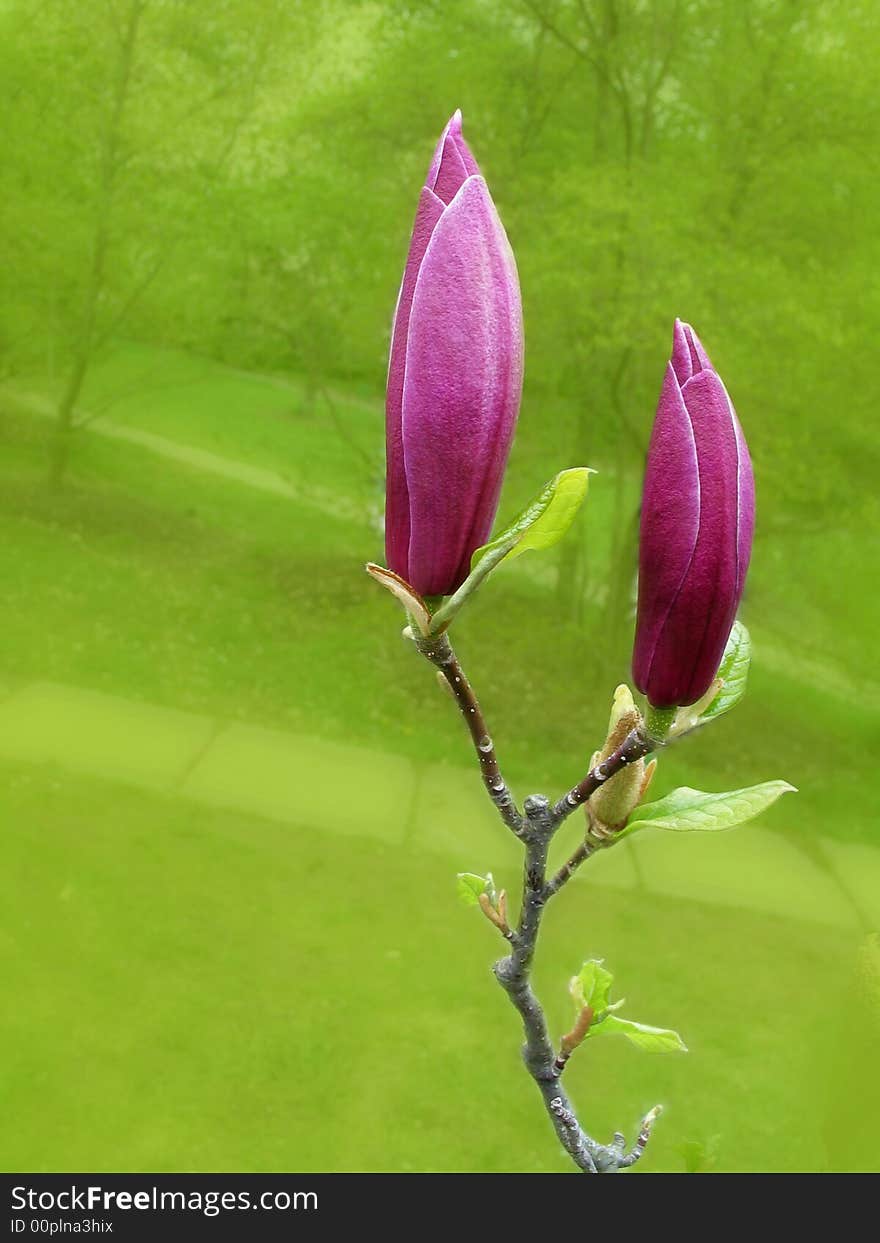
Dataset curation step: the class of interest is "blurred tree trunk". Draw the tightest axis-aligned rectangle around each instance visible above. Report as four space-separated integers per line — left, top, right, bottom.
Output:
45 0 276 490
48 0 143 490
535 0 679 644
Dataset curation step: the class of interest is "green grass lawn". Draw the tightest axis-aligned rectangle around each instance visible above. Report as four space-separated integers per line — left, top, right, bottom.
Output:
14 341 380 475
0 759 872 1173
1 345 878 1172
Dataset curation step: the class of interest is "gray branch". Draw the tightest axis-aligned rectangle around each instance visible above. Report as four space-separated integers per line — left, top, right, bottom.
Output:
545 836 597 897
414 631 525 836
550 727 655 827
412 632 661 1173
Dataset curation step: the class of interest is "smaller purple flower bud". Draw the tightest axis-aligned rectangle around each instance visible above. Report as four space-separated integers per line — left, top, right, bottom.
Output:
632 320 755 709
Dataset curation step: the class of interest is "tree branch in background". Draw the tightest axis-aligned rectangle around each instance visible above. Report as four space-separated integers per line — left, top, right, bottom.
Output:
48 0 145 489
46 0 279 484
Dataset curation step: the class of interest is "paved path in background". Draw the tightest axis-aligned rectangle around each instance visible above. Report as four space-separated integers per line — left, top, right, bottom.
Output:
0 679 875 933
4 386 374 526
5 382 877 710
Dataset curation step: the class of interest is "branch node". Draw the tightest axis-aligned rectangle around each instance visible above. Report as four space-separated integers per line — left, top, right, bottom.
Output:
549 1096 576 1128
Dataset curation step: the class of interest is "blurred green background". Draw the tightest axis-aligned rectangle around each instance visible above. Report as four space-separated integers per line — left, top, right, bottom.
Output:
1 0 878 1174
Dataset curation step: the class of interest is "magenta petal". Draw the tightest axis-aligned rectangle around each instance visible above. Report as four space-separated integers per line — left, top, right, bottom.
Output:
431 132 471 205
682 321 713 374
385 115 522 597
634 365 750 706
731 396 755 603
385 187 445 578
402 176 523 596
427 111 481 191
632 363 700 699
426 114 453 189
672 318 714 383
670 319 694 386
634 321 755 708
661 371 743 705
448 109 480 176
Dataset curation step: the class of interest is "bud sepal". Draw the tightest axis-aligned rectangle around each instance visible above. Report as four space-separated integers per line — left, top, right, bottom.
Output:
588 686 658 835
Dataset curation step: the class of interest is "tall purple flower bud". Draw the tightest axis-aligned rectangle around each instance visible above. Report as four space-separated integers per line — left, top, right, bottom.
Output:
385 111 524 598
633 320 755 708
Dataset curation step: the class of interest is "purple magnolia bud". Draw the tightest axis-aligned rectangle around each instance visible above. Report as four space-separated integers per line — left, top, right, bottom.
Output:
632 320 755 708
385 111 524 597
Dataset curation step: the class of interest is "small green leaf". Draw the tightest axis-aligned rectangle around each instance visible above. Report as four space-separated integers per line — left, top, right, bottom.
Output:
456 871 495 907
701 621 751 721
570 959 615 1013
471 468 592 571
588 1014 688 1053
571 960 687 1055
428 468 592 633
620 780 796 838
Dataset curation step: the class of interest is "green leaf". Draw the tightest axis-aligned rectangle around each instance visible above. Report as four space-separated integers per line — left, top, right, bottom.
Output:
588 1014 688 1053
701 621 751 721
428 468 592 633
620 780 796 838
456 871 495 907
569 959 615 1013
571 960 687 1055
471 468 592 571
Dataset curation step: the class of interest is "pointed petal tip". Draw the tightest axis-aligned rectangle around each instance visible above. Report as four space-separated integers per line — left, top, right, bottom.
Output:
673 317 694 346
686 321 713 372
447 108 481 178
673 317 706 353
441 110 464 148
670 321 692 385
671 318 714 380
431 127 471 204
